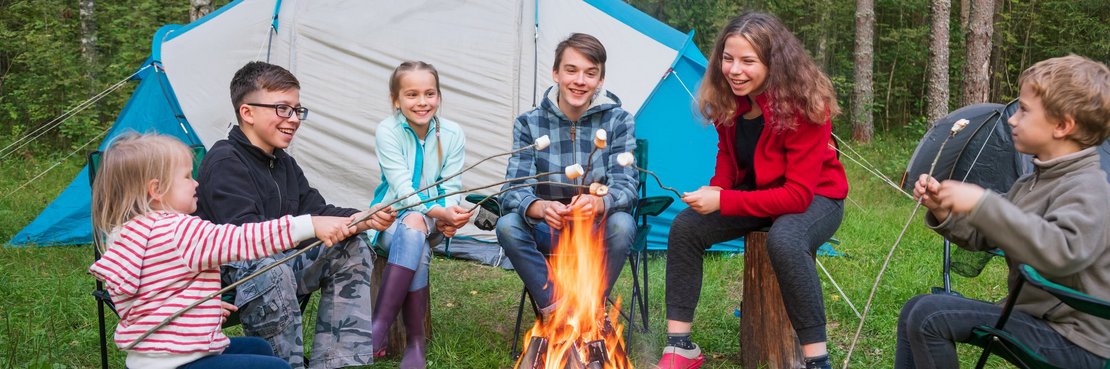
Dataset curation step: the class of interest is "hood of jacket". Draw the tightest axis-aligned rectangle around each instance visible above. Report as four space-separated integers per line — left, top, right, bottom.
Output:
539 86 623 122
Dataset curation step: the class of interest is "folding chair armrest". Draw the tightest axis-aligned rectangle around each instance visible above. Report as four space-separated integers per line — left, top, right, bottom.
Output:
1020 264 1110 320
635 196 674 218
465 194 501 216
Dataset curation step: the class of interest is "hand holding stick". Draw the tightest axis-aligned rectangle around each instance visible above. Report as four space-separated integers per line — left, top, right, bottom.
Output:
122 136 558 350
841 119 971 368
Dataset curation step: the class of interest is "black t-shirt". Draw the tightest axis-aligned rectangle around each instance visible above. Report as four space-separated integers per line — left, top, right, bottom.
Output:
733 114 764 190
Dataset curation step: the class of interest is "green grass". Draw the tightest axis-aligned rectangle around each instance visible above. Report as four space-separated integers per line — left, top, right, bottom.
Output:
0 134 1018 368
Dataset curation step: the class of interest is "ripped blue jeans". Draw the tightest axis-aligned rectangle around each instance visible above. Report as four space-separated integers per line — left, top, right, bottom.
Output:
375 211 443 290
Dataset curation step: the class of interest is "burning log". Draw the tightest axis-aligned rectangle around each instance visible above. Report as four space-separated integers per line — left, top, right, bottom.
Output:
519 336 549 369
512 206 633 369
563 342 584 369
585 340 609 369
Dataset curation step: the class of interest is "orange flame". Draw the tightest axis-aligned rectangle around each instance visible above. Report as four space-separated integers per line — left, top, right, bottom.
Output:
515 207 633 369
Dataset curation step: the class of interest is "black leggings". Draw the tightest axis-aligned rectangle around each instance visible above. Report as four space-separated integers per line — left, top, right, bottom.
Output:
665 195 844 344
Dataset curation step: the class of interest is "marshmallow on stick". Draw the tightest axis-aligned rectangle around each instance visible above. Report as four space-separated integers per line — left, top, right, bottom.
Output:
593 129 607 149
565 164 585 180
616 151 682 198
589 182 609 196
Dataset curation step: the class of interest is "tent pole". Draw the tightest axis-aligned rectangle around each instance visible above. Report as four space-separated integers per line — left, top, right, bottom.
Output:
531 0 538 108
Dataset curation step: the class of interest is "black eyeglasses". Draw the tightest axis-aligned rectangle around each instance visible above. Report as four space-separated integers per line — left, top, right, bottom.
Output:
246 103 310 120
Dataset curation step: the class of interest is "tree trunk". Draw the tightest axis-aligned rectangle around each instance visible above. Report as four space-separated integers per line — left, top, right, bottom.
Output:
190 0 213 22
988 0 1008 102
851 0 875 143
815 0 831 70
79 0 97 86
741 231 804 369
962 0 993 106
959 0 970 33
926 0 951 126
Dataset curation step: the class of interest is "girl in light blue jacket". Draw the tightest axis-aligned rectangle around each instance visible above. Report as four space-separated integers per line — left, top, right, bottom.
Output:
369 61 469 368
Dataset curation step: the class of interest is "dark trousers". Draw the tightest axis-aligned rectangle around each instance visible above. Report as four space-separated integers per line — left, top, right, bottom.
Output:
665 195 843 344
179 336 292 369
895 293 1103 369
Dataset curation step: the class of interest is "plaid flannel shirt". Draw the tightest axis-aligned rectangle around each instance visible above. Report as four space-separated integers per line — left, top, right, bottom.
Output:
500 87 638 225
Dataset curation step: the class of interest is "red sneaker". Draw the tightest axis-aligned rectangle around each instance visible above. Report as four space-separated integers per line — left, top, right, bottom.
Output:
655 344 705 369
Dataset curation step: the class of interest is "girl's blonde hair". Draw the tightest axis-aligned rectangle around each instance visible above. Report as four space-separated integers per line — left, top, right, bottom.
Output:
388 61 441 109
699 12 840 130
388 61 445 164
91 133 193 243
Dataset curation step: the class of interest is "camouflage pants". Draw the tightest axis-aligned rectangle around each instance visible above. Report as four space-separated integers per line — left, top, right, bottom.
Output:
223 237 375 369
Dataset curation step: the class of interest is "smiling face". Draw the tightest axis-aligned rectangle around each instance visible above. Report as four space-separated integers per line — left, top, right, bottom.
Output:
720 35 768 97
552 47 603 121
393 70 441 129
239 88 302 154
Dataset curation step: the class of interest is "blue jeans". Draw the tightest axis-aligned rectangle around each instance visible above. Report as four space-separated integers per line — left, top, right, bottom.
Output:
178 337 291 369
376 211 441 290
895 293 1104 369
495 211 635 308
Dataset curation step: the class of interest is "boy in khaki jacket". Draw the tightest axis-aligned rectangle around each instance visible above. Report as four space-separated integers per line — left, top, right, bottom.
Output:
896 54 1110 369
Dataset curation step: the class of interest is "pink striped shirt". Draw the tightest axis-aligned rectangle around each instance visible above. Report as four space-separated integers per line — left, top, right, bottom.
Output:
89 212 314 356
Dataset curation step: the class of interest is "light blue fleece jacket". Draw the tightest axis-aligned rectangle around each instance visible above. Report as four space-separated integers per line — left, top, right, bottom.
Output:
371 113 467 216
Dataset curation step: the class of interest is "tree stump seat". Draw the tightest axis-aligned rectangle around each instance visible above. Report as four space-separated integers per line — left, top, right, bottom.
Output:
740 230 804 369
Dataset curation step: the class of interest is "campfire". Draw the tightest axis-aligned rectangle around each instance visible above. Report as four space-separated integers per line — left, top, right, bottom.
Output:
515 208 633 369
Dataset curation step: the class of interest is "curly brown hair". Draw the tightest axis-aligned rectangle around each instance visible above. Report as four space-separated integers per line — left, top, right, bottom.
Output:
698 12 839 131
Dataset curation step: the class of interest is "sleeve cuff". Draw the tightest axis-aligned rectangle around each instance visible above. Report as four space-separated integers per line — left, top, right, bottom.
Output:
924 211 947 229
289 214 316 243
422 203 442 214
519 197 542 226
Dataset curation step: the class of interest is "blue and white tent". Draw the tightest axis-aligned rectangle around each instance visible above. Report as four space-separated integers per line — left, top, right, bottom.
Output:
11 0 732 251
10 61 203 246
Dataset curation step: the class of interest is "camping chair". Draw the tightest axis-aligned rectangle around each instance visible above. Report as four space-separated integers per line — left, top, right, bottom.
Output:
466 138 674 358
967 264 1110 369
89 144 207 369
626 139 674 334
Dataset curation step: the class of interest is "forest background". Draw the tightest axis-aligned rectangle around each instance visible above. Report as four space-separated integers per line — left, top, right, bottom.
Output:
1 0 1107 154
0 1 1108 368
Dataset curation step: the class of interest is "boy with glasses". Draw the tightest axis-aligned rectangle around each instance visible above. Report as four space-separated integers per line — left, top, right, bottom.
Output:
195 61 396 369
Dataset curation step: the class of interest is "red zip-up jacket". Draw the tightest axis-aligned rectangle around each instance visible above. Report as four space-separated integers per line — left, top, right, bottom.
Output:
710 94 849 218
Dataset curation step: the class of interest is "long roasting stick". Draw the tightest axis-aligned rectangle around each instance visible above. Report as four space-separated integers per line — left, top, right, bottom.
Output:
122 137 557 350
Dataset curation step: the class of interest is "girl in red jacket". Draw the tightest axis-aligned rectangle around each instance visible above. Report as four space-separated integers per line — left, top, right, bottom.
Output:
657 12 849 369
